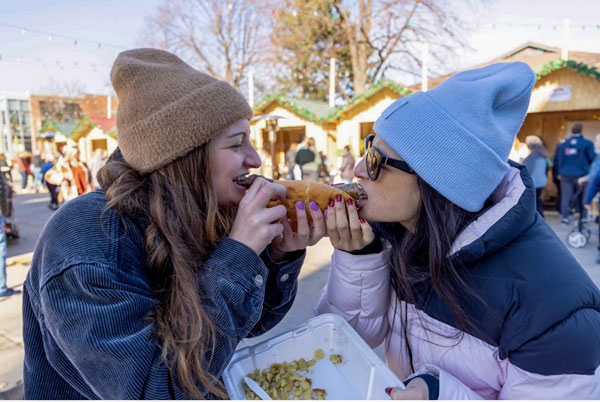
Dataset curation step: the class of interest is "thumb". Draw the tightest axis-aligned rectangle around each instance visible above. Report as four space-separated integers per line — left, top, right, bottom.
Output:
385 378 429 400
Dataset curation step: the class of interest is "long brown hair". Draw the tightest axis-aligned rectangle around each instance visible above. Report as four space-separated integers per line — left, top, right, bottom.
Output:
378 176 490 372
99 145 234 399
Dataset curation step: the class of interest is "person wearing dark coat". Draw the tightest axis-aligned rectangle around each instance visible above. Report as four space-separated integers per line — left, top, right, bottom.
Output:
553 123 595 223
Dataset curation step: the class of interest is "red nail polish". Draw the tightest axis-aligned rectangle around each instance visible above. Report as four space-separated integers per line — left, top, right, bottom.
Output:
336 194 342 202
329 200 335 207
385 387 392 395
360 218 366 224
346 198 353 206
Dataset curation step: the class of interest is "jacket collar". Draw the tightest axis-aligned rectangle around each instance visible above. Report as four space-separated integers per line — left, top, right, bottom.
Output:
448 161 537 264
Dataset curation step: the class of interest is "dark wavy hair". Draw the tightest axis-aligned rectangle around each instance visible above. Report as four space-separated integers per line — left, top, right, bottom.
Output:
98 146 235 399
377 176 491 372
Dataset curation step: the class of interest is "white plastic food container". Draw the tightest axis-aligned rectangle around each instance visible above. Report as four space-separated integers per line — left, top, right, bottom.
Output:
223 313 405 399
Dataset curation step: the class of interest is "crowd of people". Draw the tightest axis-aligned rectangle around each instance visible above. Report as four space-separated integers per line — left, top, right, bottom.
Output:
4 146 108 210
283 137 356 184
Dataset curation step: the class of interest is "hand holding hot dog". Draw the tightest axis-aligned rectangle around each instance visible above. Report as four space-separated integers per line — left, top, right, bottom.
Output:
229 177 288 254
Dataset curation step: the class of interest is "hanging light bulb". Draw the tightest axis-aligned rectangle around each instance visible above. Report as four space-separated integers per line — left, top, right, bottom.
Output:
292 9 297 17
21 28 26 35
48 35 52 41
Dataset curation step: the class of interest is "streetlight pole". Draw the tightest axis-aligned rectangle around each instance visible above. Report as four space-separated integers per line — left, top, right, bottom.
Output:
266 118 278 179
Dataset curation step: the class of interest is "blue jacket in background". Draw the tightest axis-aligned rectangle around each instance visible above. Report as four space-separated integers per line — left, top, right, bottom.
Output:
521 151 548 189
553 134 596 177
23 191 305 399
585 169 600 205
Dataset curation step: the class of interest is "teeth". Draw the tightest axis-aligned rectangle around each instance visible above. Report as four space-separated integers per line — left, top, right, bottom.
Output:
233 175 247 183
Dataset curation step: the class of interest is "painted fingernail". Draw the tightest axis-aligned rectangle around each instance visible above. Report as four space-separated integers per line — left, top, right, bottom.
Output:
385 387 392 395
329 200 335 207
336 194 342 202
310 201 319 211
360 218 366 224
346 198 353 206
296 200 304 210
324 209 328 217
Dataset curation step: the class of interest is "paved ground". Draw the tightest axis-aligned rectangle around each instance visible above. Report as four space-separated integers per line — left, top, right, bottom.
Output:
1 191 599 399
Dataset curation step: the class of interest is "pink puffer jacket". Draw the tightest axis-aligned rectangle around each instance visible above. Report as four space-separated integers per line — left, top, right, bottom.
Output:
315 168 600 399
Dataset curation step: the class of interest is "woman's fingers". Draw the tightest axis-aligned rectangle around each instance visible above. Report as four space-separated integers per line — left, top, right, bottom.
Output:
295 201 310 240
326 201 340 245
334 194 350 239
308 201 326 244
346 198 363 244
360 217 376 245
255 203 287 224
249 179 287 207
387 378 429 400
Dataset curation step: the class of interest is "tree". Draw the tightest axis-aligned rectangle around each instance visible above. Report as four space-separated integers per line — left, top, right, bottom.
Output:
270 0 354 101
271 0 474 97
142 0 270 89
333 0 472 95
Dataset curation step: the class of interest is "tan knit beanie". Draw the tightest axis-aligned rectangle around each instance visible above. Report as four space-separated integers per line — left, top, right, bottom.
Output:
110 48 253 173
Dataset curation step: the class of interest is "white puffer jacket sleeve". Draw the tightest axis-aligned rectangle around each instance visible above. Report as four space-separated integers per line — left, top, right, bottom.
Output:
314 248 391 348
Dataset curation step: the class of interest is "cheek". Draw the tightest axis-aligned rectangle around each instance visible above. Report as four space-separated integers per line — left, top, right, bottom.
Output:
360 177 420 222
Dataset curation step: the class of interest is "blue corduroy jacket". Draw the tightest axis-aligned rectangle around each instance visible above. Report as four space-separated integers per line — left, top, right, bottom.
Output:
22 190 305 399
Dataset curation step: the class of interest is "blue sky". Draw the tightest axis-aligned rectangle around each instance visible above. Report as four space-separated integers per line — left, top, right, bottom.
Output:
0 0 599 95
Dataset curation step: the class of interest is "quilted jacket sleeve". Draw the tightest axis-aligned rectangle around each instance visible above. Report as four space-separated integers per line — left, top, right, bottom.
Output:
314 248 391 348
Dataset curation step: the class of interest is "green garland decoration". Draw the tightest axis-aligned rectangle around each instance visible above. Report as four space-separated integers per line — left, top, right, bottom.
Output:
254 79 413 124
325 79 412 121
253 94 328 124
535 59 600 82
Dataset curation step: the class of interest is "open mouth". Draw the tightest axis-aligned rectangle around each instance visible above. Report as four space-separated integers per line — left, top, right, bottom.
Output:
233 174 248 184
356 180 368 204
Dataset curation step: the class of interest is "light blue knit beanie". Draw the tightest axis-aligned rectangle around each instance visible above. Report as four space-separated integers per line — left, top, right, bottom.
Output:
374 62 536 212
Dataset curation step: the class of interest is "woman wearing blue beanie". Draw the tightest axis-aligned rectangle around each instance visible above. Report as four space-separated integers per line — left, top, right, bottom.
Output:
315 62 600 399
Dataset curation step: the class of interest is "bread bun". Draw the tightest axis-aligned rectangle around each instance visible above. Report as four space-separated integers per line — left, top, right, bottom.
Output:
267 180 355 224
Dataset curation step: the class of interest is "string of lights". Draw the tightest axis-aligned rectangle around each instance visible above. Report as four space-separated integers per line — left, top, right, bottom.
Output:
0 21 128 50
0 53 112 71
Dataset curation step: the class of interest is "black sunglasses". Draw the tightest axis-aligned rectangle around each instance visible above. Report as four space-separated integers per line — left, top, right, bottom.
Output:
365 134 415 180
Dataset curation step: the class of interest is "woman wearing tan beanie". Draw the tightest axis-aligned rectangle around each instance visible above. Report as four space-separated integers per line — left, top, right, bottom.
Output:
22 49 326 399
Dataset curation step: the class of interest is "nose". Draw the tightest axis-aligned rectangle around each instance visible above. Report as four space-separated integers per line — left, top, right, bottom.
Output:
245 144 262 169
354 157 368 180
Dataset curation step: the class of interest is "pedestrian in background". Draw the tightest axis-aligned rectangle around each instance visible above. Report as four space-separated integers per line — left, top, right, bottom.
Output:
66 148 89 196
88 148 108 190
318 150 331 183
316 62 600 399
23 48 326 399
295 137 320 181
0 153 12 182
15 145 31 191
553 123 595 224
522 135 550 218
285 143 297 180
339 145 355 183
0 167 18 298
31 149 45 192
584 167 600 263
577 133 600 185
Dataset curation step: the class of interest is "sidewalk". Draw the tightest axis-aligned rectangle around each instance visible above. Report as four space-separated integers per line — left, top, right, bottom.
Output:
1 210 599 399
0 256 31 399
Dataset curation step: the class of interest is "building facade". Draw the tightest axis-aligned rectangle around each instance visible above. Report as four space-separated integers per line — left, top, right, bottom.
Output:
0 93 35 155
